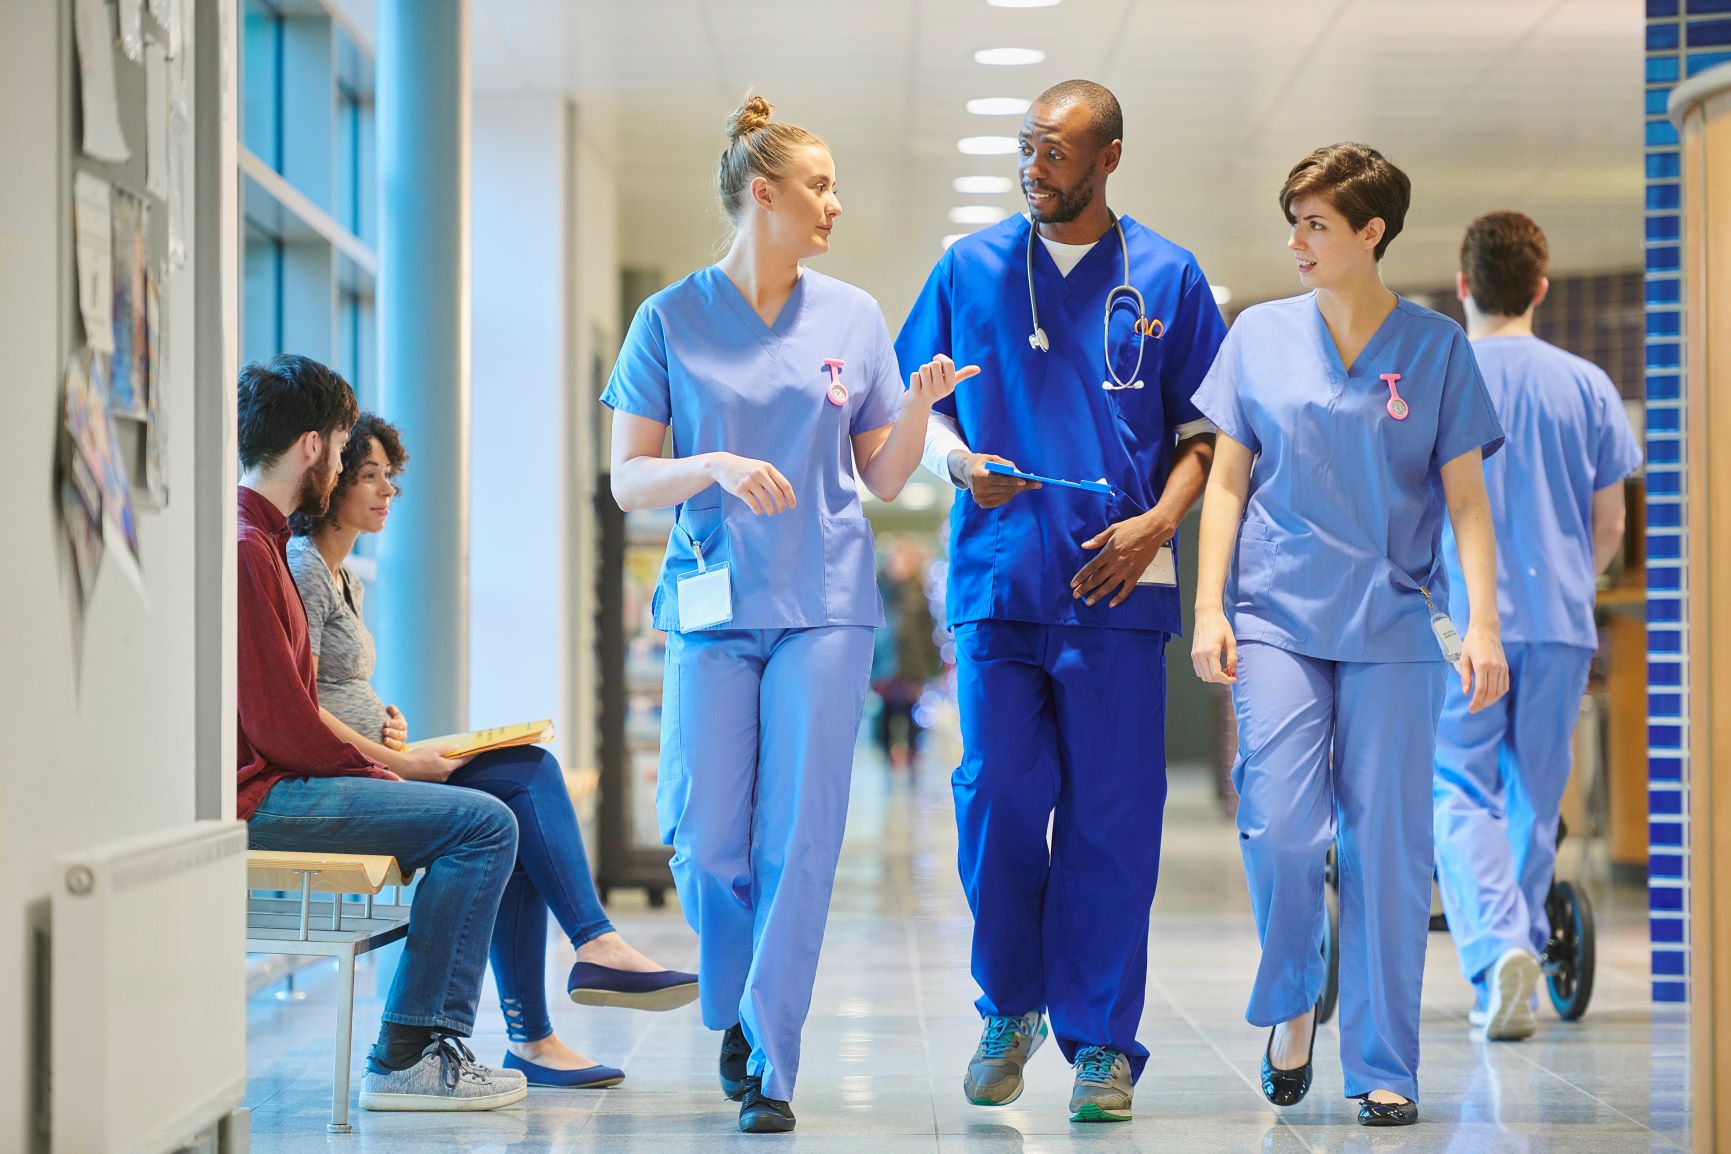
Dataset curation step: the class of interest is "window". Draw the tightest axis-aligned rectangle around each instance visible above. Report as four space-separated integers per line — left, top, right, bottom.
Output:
236 0 377 399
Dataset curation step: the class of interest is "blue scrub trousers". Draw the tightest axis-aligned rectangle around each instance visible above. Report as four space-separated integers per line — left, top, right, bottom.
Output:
658 625 875 1102
1231 641 1446 1102
952 620 1170 1079
1434 642 1593 990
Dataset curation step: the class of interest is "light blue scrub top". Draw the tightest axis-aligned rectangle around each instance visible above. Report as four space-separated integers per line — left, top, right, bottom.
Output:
1441 335 1642 650
601 265 903 632
894 214 1228 635
1193 294 1505 663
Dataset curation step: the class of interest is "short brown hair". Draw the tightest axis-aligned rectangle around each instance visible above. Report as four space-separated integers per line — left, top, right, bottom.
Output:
716 93 825 224
1460 211 1549 317
1279 143 1411 261
289 412 408 538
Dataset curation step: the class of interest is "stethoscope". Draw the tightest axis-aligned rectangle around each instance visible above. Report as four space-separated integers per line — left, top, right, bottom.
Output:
1025 212 1159 391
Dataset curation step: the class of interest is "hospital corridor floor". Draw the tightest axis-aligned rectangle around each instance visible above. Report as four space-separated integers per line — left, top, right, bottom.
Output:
242 753 1687 1153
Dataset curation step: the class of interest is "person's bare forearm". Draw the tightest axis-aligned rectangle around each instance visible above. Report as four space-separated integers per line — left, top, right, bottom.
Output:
857 397 934 501
1153 434 1215 523
611 453 723 512
321 706 403 774
1194 436 1251 615
1442 457 1501 634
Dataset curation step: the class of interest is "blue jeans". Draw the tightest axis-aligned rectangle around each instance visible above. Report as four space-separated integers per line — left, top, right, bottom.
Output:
447 746 616 1042
247 775 518 1035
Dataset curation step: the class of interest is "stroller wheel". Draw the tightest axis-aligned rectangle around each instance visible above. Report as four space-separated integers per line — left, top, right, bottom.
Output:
1543 879 1596 1021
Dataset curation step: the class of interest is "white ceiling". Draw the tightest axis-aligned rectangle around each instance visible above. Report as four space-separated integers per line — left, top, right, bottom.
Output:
340 0 1644 323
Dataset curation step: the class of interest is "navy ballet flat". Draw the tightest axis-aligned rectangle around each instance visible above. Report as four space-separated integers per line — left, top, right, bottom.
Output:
567 962 699 1011
1259 1019 1317 1107
1358 1096 1420 1126
502 1051 624 1089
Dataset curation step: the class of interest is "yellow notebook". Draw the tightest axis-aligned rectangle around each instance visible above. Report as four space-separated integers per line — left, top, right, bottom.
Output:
406 719 555 759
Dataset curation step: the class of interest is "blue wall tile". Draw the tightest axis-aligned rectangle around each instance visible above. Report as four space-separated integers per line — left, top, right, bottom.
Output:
1647 150 1682 179
1685 17 1731 45
1650 21 1682 49
1651 915 1687 942
1688 0 1731 13
1647 182 1682 210
1687 48 1731 72
1650 852 1686 879
1650 0 1679 15
1655 980 1688 1004
1648 54 1682 83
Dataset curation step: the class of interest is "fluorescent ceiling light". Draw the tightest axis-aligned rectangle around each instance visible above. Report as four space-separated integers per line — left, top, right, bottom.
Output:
950 205 1009 225
967 97 1031 116
953 175 1014 194
987 0 1062 6
974 47 1045 66
958 135 1019 155
943 233 969 249
1210 284 1233 306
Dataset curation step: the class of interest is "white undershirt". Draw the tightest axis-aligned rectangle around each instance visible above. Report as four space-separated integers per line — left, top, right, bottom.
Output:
1038 234 1099 278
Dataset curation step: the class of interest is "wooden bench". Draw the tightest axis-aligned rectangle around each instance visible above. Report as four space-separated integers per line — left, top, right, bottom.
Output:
245 851 416 1134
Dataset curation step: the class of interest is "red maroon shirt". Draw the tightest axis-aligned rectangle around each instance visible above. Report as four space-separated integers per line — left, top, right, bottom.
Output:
236 485 392 820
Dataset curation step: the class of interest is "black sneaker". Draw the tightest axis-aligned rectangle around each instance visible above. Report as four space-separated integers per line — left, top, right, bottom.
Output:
719 1023 751 1100
738 1076 795 1134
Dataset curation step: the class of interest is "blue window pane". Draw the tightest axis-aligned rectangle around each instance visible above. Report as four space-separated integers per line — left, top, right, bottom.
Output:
1651 886 1685 911
1647 214 1682 243
1649 500 1684 528
242 0 282 167
1650 854 1686 881
1648 534 1683 560
1650 789 1685 816
1647 468 1682 495
1648 437 1682 464
1654 979 1688 1003
1688 0 1731 13
1649 627 1684 654
1650 692 1683 717
1647 371 1682 399
1647 339 1683 368
1649 661 1683 687
1649 596 1682 623
1647 182 1682 211
1651 914 1686 941
1652 943 1687 970
1647 150 1682 179
1649 752 1684 780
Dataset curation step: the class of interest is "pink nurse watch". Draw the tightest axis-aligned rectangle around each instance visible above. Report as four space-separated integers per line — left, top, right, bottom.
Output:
823 358 848 406
1381 373 1408 421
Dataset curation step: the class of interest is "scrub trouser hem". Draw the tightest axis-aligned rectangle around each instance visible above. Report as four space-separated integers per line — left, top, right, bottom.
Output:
1434 642 1594 987
658 625 875 1102
952 620 1170 1082
1231 642 1444 1103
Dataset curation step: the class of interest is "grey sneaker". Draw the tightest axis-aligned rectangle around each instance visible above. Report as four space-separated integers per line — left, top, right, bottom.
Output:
1068 1045 1132 1123
360 1036 529 1111
1484 948 1540 1041
964 1011 1048 1105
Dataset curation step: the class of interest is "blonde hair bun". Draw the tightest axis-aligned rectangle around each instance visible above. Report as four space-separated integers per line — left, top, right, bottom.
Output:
727 94 775 142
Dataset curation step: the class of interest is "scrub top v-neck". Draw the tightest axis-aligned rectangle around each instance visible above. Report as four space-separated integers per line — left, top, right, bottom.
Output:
1194 293 1504 663
602 264 904 632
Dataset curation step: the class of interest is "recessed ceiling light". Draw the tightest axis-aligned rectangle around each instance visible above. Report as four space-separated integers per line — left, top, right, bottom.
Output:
953 175 1014 194
967 97 1031 116
987 0 1062 6
957 135 1019 155
1210 284 1233 306
974 47 1045 66
943 233 969 249
950 205 1009 225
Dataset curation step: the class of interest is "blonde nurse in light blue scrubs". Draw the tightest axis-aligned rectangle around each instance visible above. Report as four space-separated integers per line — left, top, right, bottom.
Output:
601 94 968 1136
1190 143 1509 1129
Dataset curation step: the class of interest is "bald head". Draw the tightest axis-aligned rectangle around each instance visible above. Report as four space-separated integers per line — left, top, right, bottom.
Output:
1032 80 1123 148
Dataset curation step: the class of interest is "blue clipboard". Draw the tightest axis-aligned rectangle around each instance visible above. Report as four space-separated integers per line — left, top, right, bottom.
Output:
982 461 1113 495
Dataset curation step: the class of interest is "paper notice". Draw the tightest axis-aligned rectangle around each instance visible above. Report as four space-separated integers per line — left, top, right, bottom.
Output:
118 0 145 62
75 0 130 163
73 173 115 355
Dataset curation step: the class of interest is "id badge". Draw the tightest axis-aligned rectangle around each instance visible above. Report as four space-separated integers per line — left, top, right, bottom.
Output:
1136 544 1178 587
677 563 733 631
1431 611 1464 664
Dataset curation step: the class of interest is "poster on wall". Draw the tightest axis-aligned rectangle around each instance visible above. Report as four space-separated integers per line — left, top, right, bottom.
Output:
74 0 130 163
72 172 115 355
110 189 148 418
62 352 143 588
145 44 169 199
144 273 169 507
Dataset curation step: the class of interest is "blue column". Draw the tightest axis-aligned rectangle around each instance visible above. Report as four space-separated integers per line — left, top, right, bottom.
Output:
374 0 470 737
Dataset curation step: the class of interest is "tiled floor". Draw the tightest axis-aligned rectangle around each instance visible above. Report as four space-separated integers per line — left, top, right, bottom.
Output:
244 755 1689 1153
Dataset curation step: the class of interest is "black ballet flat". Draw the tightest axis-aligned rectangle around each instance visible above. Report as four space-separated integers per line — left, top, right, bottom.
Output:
1357 1096 1419 1127
1259 1016 1317 1107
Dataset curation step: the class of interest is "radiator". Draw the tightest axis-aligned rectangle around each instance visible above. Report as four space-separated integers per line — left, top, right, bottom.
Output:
52 820 249 1154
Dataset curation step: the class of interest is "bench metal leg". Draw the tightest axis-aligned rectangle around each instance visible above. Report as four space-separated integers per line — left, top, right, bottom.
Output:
329 950 357 1134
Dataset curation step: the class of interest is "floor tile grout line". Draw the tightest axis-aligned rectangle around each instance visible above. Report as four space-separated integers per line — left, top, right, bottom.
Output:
1143 965 1319 1154
1476 1033 1688 1149
899 817 944 1147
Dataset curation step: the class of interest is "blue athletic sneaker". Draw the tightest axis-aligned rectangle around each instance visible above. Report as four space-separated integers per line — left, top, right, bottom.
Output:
964 1011 1047 1105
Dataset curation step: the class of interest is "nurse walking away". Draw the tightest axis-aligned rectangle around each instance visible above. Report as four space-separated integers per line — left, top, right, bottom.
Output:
602 94 970 1135
898 80 1227 1124
1190 143 1509 1128
1433 212 1640 1041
